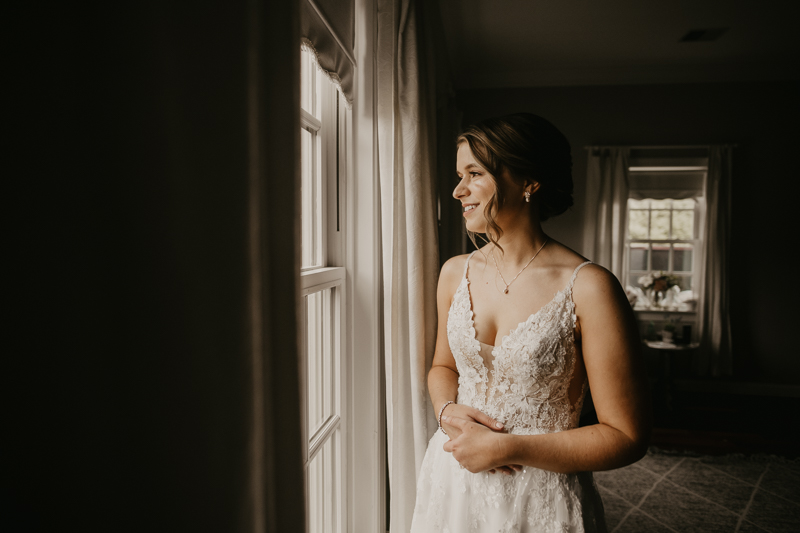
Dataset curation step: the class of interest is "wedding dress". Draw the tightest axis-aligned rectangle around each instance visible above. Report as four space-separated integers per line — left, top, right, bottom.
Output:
410 253 606 533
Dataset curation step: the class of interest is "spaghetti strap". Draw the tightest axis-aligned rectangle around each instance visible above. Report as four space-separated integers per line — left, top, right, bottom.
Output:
463 251 477 280
568 261 593 328
567 261 593 290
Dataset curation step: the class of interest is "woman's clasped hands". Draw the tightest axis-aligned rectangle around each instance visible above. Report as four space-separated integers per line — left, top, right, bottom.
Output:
439 403 523 475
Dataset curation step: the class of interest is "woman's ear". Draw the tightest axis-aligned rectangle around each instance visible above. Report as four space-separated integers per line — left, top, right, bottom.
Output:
526 181 542 195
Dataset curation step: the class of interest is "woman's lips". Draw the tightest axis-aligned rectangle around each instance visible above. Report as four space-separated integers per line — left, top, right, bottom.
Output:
463 204 478 217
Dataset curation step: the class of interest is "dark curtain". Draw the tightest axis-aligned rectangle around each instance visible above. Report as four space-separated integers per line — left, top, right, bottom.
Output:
8 2 304 531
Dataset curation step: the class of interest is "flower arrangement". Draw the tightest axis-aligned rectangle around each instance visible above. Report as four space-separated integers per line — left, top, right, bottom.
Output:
637 271 680 293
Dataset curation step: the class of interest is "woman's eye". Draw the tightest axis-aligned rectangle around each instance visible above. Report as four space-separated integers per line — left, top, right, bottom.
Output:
456 171 482 181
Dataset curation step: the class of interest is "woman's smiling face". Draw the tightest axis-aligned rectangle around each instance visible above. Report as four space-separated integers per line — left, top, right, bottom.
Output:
453 142 496 233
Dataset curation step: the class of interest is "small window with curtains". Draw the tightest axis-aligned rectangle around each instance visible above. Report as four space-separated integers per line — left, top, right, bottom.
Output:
625 153 707 314
300 47 348 533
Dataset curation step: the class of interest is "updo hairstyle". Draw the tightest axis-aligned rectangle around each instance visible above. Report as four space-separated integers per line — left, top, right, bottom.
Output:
457 113 574 248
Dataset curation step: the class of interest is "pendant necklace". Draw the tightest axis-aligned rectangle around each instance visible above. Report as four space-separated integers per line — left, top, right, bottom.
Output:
490 238 549 295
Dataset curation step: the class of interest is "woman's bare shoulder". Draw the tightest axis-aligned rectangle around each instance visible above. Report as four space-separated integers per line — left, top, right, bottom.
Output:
441 253 469 274
570 261 627 310
438 253 470 293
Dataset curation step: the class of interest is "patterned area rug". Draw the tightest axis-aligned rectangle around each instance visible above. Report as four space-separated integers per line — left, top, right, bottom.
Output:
594 448 800 533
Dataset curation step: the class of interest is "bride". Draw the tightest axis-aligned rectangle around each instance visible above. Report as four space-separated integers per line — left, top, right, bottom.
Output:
410 113 651 532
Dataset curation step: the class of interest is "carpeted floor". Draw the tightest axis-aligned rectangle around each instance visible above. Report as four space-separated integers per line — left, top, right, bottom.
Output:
594 448 800 533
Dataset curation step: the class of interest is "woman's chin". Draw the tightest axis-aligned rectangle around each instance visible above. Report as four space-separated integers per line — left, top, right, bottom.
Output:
463 211 489 234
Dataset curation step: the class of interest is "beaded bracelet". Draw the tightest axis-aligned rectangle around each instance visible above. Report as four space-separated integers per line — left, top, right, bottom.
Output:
437 401 454 435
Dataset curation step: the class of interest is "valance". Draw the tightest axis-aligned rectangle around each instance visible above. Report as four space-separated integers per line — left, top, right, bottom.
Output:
627 148 708 200
301 0 355 103
628 170 706 200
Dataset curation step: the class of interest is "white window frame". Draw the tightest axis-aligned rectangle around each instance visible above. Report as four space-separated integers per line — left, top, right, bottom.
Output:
300 47 349 533
624 156 708 340
300 2 385 531
626 198 703 293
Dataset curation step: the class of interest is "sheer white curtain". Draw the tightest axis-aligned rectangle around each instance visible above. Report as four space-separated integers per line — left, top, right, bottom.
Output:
583 148 631 281
377 0 440 530
699 145 733 375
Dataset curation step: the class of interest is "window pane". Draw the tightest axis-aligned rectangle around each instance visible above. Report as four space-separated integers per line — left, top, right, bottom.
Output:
673 243 693 272
650 199 670 209
306 288 336 437
301 128 320 268
301 49 315 114
628 210 649 239
674 275 692 291
629 243 649 271
307 428 341 533
652 245 669 271
672 210 694 239
628 199 649 209
650 210 670 239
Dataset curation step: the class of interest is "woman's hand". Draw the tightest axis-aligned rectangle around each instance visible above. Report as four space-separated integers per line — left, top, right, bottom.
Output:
441 415 523 474
439 402 504 440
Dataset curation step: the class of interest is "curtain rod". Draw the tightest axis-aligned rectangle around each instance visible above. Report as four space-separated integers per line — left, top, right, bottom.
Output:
307 0 358 67
583 144 738 150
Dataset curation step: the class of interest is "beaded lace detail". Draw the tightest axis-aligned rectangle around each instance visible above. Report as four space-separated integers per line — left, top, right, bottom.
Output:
410 254 605 533
447 253 592 436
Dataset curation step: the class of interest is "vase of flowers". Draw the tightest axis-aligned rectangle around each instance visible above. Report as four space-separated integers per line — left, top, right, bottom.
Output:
638 271 680 309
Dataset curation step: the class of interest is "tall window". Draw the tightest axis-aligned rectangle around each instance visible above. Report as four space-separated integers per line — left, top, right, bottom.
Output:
624 156 707 312
300 48 347 533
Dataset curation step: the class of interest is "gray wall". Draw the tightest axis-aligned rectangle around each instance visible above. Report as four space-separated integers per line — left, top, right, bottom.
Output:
455 80 800 383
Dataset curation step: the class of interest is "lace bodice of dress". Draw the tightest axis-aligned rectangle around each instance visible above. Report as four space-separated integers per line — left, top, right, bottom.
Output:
447 253 593 436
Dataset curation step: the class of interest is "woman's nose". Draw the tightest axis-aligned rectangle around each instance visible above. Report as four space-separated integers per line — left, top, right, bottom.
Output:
453 178 467 199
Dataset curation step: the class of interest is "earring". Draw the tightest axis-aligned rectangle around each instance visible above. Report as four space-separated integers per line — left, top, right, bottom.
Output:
524 191 531 203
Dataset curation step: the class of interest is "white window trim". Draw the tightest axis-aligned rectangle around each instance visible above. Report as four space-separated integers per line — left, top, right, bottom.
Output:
301 44 350 532
302 267 346 294
626 200 702 292
300 2 385 530
625 156 708 342
625 154 707 291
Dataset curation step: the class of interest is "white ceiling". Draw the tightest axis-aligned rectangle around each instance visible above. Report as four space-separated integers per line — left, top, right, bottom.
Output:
438 0 800 88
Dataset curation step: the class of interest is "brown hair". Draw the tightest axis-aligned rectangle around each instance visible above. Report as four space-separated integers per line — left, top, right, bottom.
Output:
457 113 573 251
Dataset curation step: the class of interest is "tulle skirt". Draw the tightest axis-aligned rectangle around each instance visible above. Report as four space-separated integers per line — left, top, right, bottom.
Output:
410 430 607 533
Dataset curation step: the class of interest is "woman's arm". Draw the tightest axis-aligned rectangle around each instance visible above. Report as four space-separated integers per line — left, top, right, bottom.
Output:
427 257 461 418
429 256 506 440
443 265 651 474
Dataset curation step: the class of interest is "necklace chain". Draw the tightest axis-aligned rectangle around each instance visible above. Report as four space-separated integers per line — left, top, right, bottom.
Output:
490 239 549 295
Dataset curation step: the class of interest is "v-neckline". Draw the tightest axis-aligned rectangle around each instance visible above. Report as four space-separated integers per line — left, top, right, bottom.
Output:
456 276 571 404
463 275 568 352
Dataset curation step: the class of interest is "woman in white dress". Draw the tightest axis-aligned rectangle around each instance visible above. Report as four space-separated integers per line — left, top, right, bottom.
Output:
410 114 651 532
